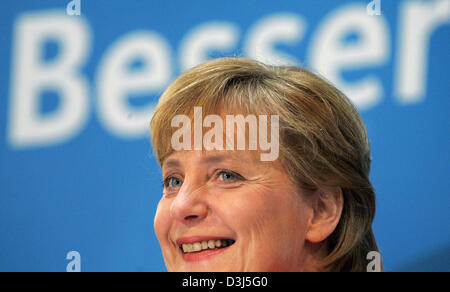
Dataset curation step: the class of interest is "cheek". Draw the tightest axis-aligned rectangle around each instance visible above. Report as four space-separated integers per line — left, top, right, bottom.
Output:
224 185 308 233
219 186 310 269
154 199 171 244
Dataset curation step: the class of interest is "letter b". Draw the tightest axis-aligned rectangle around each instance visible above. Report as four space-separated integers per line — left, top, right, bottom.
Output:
8 12 90 148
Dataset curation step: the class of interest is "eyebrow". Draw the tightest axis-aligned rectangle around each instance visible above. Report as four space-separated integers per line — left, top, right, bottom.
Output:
163 159 181 169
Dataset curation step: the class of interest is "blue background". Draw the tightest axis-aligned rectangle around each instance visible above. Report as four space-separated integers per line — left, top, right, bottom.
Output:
0 0 449 271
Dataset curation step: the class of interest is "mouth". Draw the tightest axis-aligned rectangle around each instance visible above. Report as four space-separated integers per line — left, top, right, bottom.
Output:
180 239 236 254
176 237 236 262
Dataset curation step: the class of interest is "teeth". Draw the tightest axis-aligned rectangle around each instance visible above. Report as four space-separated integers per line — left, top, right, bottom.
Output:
193 242 201 252
181 239 234 253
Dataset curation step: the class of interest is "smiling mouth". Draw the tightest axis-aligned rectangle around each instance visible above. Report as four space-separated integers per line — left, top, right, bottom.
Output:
180 239 235 254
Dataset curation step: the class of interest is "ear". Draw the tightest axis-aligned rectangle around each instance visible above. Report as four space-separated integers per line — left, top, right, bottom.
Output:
305 187 343 243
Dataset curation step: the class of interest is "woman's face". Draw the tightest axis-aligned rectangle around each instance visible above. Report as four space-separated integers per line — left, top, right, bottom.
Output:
154 150 315 271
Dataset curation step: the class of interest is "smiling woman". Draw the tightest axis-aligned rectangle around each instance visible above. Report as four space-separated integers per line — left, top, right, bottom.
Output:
150 57 381 272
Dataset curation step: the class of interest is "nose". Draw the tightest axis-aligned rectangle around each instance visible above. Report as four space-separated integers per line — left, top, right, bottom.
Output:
169 181 208 224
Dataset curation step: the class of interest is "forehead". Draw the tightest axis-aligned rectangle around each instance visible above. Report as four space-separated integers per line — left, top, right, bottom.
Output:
162 150 255 168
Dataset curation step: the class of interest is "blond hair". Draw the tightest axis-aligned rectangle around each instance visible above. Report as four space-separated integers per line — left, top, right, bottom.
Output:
150 57 381 272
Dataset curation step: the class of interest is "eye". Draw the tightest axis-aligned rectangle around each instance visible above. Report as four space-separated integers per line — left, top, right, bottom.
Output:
164 176 183 189
219 170 236 181
216 170 244 183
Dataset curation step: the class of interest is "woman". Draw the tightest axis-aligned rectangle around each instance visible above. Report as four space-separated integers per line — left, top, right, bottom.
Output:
150 58 381 272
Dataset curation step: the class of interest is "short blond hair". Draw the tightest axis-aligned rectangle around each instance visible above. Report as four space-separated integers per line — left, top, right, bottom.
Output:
150 57 380 272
